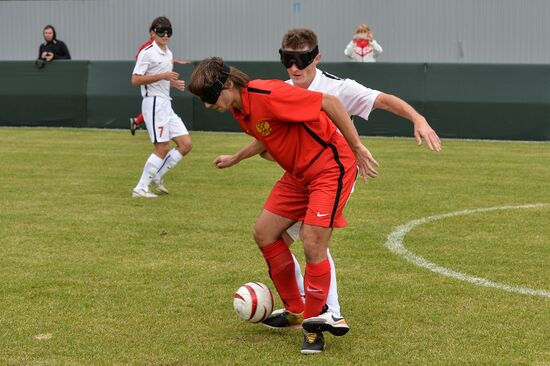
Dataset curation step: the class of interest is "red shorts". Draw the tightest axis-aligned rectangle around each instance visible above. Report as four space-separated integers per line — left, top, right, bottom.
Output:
264 139 357 228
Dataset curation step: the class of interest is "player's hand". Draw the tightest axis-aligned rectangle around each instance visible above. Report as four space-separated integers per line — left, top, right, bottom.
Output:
413 118 442 152
354 144 379 184
173 59 191 65
213 155 238 169
170 79 185 91
163 71 180 81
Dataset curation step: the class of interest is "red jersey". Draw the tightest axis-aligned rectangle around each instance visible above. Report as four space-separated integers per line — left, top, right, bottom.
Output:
135 40 153 60
230 80 342 176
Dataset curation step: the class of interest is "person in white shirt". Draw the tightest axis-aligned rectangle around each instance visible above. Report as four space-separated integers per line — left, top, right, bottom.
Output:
344 23 383 62
131 16 192 198
212 28 441 351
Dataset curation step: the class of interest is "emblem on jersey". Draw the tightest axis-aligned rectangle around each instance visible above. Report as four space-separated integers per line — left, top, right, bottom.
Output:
256 120 272 136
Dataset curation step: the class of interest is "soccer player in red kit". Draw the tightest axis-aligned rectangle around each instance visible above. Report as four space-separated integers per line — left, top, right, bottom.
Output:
188 57 379 354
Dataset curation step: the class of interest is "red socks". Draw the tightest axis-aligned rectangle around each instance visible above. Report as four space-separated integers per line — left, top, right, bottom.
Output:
135 113 144 126
261 240 304 314
304 258 331 319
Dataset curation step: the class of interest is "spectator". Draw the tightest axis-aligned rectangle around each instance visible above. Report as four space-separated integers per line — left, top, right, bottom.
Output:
38 25 71 61
344 23 382 62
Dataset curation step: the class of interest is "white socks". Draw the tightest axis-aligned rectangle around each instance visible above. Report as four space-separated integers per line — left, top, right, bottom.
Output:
154 148 183 181
135 153 164 191
292 248 341 317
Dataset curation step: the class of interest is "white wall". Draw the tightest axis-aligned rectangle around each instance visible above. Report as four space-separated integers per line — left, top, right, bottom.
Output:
0 0 548 63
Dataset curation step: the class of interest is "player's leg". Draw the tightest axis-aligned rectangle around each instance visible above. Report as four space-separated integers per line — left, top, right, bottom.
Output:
133 142 169 197
135 113 144 126
300 149 356 338
132 97 169 197
284 198 348 329
284 222 305 297
259 174 309 329
254 209 304 316
300 224 331 354
150 105 191 194
130 113 145 136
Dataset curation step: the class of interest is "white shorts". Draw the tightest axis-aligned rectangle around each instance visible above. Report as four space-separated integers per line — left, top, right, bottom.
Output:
142 96 189 143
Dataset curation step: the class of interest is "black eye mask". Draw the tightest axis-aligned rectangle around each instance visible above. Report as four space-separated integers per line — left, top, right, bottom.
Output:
279 46 319 69
154 27 173 38
201 63 231 104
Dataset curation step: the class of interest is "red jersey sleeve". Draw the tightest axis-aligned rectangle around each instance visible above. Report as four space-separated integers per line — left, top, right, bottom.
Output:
265 81 323 123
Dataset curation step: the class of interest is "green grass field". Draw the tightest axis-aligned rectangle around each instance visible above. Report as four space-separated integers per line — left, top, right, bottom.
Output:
0 128 549 365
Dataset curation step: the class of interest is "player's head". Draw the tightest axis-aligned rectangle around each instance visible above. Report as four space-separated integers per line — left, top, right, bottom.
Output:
189 57 250 111
280 28 321 89
150 16 172 44
43 25 56 42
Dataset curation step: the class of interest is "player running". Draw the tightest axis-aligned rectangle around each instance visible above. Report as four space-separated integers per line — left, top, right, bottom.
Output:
130 16 192 198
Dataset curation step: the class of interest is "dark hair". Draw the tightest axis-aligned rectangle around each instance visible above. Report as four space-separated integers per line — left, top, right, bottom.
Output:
281 28 318 50
149 16 172 32
43 25 57 40
188 57 250 99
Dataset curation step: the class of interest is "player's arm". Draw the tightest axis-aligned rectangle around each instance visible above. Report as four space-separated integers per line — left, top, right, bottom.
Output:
373 93 441 152
131 71 180 86
213 139 267 169
321 94 379 183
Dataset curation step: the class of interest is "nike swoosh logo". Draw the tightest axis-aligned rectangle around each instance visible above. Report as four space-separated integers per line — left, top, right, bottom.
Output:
331 315 345 322
316 212 329 217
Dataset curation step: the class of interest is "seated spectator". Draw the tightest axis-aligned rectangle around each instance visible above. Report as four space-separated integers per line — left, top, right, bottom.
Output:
39 25 71 61
344 24 382 62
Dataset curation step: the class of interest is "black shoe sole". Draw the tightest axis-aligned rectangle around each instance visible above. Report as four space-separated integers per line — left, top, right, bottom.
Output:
302 321 349 336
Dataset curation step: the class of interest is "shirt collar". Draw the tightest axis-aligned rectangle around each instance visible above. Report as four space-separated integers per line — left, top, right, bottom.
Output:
231 86 250 118
152 40 167 55
308 68 322 91
287 68 321 91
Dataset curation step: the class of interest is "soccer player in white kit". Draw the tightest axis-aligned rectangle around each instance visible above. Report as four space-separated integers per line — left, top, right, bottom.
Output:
131 16 192 198
213 29 441 339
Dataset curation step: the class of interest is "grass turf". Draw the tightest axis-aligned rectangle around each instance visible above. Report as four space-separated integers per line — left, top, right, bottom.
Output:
0 128 549 365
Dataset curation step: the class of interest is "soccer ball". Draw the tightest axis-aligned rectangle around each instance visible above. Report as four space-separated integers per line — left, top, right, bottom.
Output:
233 282 274 323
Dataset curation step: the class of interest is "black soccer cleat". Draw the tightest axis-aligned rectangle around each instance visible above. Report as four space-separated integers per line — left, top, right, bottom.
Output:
262 309 303 329
300 330 325 354
129 118 137 135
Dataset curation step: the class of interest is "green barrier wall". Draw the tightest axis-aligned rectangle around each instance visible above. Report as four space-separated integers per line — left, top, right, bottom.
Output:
0 61 549 140
0 61 88 127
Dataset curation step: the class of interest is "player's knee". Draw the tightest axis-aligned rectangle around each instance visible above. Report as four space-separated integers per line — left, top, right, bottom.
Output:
252 225 274 248
154 144 170 158
176 140 192 156
302 243 327 264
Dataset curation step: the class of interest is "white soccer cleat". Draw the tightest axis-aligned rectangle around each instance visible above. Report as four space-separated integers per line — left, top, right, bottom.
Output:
150 179 169 194
302 310 349 336
132 188 158 198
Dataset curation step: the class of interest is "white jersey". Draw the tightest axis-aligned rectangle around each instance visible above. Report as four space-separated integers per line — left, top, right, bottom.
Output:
133 41 173 99
287 68 381 120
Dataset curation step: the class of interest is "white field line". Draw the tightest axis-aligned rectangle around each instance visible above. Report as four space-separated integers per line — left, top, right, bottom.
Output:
385 204 550 298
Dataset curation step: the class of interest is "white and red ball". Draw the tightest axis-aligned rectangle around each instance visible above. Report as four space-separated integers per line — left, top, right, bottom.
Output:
233 282 274 323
